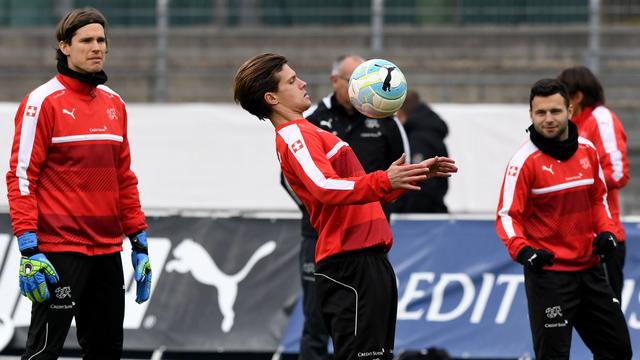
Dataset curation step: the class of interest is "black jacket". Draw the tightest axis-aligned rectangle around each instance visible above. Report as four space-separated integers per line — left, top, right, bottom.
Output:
281 93 409 237
394 103 449 213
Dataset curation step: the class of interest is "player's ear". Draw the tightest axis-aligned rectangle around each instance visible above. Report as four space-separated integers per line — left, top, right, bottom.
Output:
59 41 71 56
264 92 278 106
330 74 339 86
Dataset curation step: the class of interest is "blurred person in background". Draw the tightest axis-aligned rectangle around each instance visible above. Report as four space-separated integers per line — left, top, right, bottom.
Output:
394 90 449 213
6 7 151 359
280 54 409 360
496 78 631 359
234 53 457 360
558 66 630 300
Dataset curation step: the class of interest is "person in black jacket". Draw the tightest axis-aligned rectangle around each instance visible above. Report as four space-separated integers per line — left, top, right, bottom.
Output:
395 90 449 213
281 54 409 360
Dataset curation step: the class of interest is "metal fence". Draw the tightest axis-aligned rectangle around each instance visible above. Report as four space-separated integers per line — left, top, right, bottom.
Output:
1 1 640 27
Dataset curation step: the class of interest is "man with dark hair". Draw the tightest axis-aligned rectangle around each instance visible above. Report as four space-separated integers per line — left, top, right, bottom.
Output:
558 66 630 299
395 90 449 213
282 54 409 360
234 53 457 360
6 7 151 359
496 78 631 359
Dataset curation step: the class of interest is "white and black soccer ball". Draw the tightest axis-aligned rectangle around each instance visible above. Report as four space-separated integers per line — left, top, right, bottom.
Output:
348 58 407 118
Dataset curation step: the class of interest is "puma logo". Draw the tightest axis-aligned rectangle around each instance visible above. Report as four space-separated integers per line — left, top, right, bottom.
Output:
374 64 396 92
62 108 76 119
165 239 277 333
319 118 333 129
542 164 554 175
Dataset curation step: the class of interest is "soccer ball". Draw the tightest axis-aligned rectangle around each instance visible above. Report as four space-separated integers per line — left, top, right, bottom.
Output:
348 58 407 118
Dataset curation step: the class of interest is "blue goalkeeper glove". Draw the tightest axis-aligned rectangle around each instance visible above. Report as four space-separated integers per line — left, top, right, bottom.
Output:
129 230 152 303
17 232 59 303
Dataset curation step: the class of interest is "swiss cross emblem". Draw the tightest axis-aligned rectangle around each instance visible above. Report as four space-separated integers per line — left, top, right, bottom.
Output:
580 158 591 169
291 140 305 153
106 108 118 120
25 106 37 117
507 165 519 177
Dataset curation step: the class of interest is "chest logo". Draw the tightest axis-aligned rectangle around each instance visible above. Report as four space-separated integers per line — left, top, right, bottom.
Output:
106 108 118 120
319 118 333 129
62 108 76 120
90 126 107 133
365 118 380 128
580 158 591 170
291 140 305 153
542 164 554 175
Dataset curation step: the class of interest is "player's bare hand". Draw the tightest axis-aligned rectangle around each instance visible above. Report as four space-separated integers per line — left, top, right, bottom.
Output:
386 154 429 191
418 156 458 179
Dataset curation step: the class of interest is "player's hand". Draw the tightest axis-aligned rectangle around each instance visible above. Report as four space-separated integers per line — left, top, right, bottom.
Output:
517 246 555 273
129 230 152 304
418 156 458 179
592 231 617 257
386 153 430 191
17 232 59 303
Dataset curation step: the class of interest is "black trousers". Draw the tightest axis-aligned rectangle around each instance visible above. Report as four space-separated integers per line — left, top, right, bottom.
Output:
524 265 632 360
603 241 626 300
299 235 332 360
315 247 397 360
22 252 125 360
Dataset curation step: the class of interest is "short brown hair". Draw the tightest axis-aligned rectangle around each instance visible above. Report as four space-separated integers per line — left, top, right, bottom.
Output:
234 53 288 120
558 66 605 108
529 78 570 110
56 7 107 62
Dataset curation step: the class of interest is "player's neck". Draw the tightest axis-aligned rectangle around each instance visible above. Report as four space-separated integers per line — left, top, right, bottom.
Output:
269 108 303 128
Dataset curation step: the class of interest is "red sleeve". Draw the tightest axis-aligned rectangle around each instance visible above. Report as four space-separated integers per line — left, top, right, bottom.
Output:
115 104 146 235
279 125 394 206
6 97 54 236
382 188 407 203
496 157 533 261
590 108 629 190
589 149 616 234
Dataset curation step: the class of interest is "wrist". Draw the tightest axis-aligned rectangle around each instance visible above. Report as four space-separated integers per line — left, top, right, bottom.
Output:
17 231 38 254
129 230 148 253
516 246 534 266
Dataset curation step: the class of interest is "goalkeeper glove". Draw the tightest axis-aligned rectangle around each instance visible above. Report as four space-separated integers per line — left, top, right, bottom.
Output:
17 232 59 303
592 231 617 257
129 230 152 303
517 246 555 273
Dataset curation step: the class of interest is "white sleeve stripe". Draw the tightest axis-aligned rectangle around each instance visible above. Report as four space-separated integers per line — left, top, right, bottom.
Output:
592 106 624 182
51 134 124 144
596 157 613 219
278 124 355 191
393 116 411 163
16 77 65 195
498 141 538 238
326 141 348 159
531 179 594 194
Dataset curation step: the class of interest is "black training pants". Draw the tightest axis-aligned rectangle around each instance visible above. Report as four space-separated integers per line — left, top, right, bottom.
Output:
22 252 125 360
524 265 632 360
315 247 397 360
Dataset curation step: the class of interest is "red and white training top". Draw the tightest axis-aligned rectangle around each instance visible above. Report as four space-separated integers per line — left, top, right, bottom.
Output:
276 119 403 262
573 105 629 241
6 73 146 255
496 137 615 271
